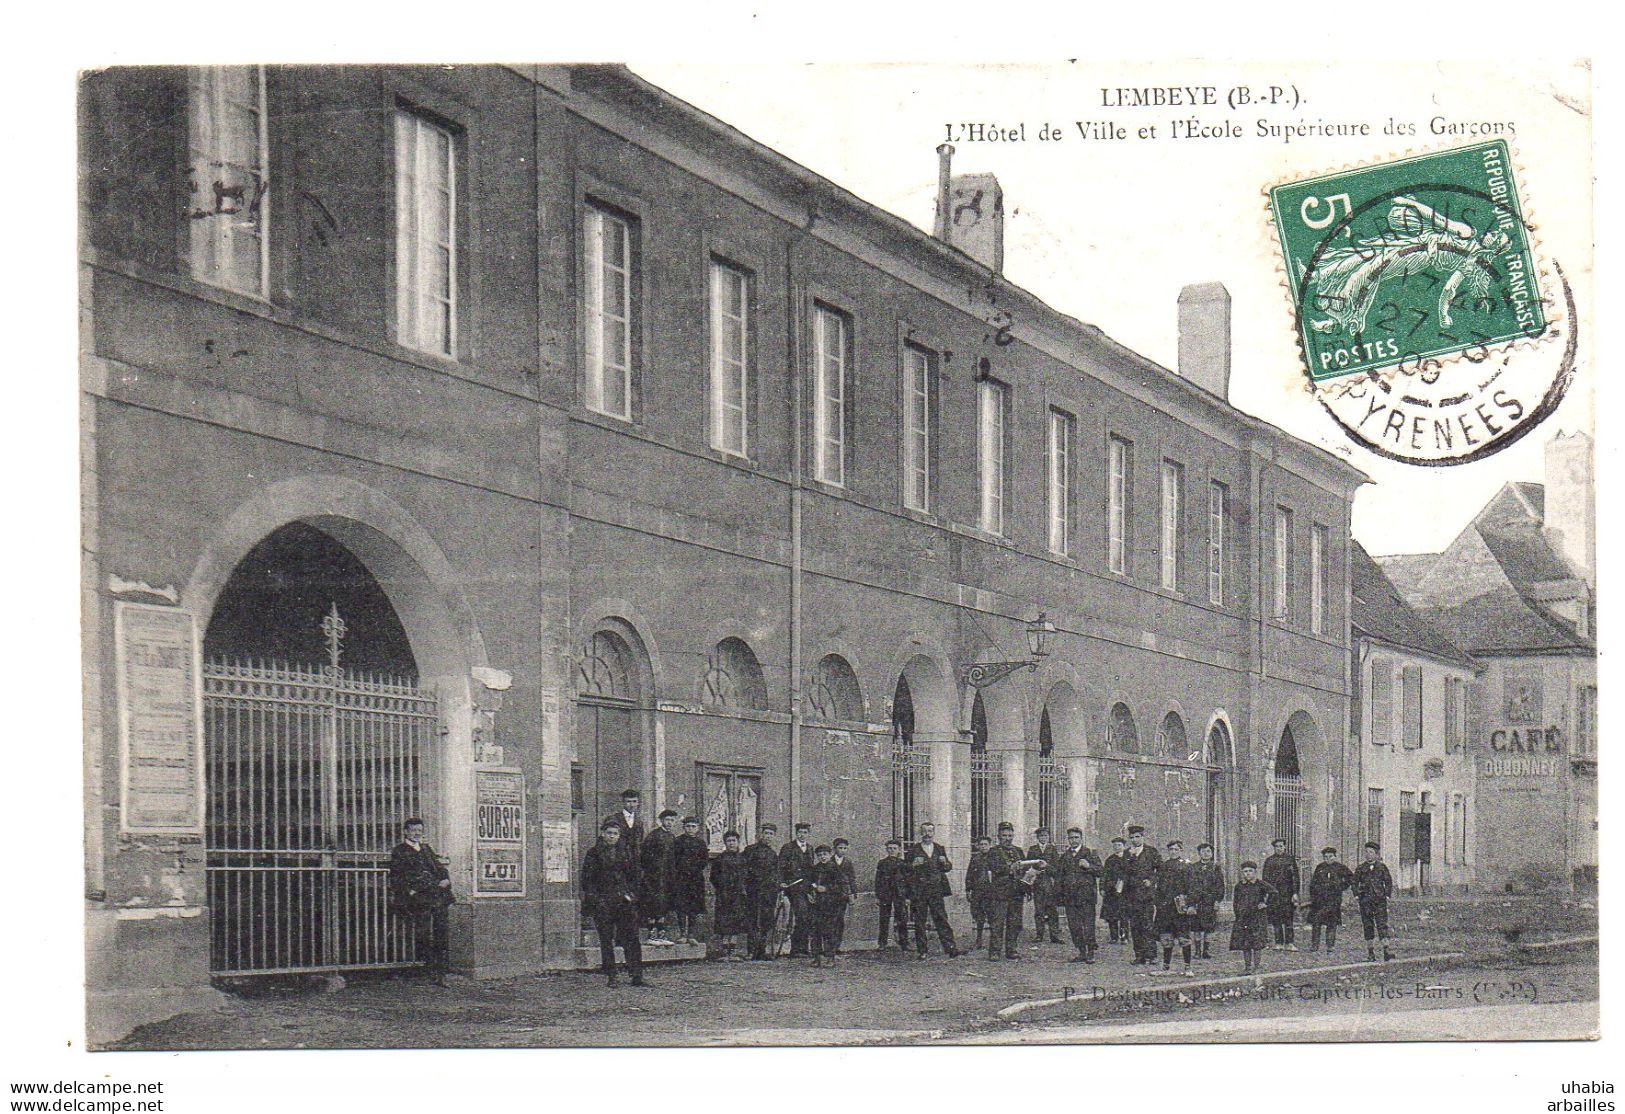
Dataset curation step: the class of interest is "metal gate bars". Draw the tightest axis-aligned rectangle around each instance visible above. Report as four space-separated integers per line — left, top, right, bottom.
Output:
203 605 439 976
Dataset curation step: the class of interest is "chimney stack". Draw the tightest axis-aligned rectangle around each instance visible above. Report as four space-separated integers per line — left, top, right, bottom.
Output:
932 144 1005 273
1177 282 1232 399
1543 430 1594 587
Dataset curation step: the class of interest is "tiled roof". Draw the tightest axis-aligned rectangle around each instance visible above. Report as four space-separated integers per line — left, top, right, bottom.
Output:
1351 543 1475 665
1418 587 1592 655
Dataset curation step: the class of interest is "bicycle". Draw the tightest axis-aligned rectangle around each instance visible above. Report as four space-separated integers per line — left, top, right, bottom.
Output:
763 887 796 958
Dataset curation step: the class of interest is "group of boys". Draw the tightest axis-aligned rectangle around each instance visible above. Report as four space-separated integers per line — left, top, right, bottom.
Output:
578 788 1399 987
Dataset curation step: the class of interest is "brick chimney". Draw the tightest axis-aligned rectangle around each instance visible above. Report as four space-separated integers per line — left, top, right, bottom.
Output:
933 144 1004 273
1543 429 1594 587
1177 282 1231 399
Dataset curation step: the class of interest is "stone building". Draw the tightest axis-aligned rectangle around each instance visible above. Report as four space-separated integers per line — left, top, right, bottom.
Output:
1350 542 1479 894
1378 432 1597 893
80 63 1362 1041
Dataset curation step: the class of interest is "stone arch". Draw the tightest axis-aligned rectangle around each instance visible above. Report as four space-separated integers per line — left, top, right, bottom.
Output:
1204 713 1238 866
1270 710 1325 864
806 652 865 722
702 636 769 711
575 599 666 704
1107 701 1139 754
893 652 954 739
1156 709 1191 762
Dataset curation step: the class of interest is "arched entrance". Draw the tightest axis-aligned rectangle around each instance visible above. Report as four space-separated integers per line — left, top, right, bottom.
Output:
573 622 653 863
969 693 992 841
890 676 920 841
1205 719 1234 865
1273 724 1306 861
201 522 440 975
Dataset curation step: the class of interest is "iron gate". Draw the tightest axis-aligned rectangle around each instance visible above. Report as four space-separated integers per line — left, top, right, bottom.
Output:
1273 773 1305 894
203 608 439 976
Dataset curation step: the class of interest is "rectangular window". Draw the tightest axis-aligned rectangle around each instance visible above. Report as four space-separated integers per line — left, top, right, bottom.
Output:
394 110 456 356
1108 436 1132 574
1047 409 1075 554
1402 664 1423 749
812 305 848 484
1451 793 1468 863
187 65 269 297
902 346 933 512
1160 460 1184 590
1444 676 1465 754
1367 787 1384 849
1371 659 1393 746
978 379 1009 534
709 261 750 456
698 765 763 855
1274 506 1294 620
1577 684 1598 757
1311 524 1329 634
1208 480 1227 605
584 207 634 418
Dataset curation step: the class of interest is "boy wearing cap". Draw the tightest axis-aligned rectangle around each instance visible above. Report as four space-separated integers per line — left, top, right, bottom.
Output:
874 839 912 951
1120 825 1163 965
1101 836 1129 944
1262 838 1301 951
1352 841 1396 962
808 845 845 967
709 830 749 960
1152 839 1196 977
779 822 817 958
1307 846 1355 953
603 788 645 852
672 816 710 946
1028 826 1064 945
1188 842 1226 961
640 808 680 945
581 818 646 987
965 834 995 951
830 838 857 953
1228 861 1272 975
743 823 782 960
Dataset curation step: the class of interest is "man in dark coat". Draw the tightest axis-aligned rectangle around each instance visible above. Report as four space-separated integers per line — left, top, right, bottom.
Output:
905 821 959 958
1120 826 1163 964
640 809 680 945
1101 836 1129 944
1027 826 1065 945
807 846 846 966
1352 841 1396 962
743 823 782 960
964 834 994 950
672 816 710 945
708 830 749 959
602 788 645 852
581 818 645 986
779 822 817 957
982 822 1032 961
1187 842 1227 960
1151 840 1196 976
389 818 453 983
1056 826 1103 963
830 838 858 952
1307 846 1355 953
1262 839 1301 950
874 838 912 951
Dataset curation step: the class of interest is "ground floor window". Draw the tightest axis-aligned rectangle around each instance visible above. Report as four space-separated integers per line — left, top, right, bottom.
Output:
699 764 762 853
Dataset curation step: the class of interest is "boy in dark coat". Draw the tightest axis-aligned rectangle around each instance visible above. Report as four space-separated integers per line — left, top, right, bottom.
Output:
808 846 845 966
1307 846 1355 952
1262 839 1301 950
672 816 710 945
779 822 817 957
874 839 912 951
1101 837 1129 944
1187 842 1226 960
389 818 453 983
965 834 994 950
640 809 680 945
1121 826 1163 964
830 838 858 952
743 823 782 960
1229 861 1273 974
1151 839 1196 977
1057 827 1103 963
1352 841 1396 962
581 818 646 986
983 822 1033 961
1027 827 1065 945
708 830 749 960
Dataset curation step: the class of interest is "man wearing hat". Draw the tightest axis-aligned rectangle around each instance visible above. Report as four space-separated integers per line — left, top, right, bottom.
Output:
602 788 645 852
640 808 680 945
743 823 782 959
1352 841 1396 962
1120 825 1163 965
1151 839 1196 976
1101 836 1129 945
1187 842 1226 960
1307 846 1355 953
1262 838 1301 950
779 822 817 958
1056 826 1103 963
581 817 646 987
905 822 961 958
672 816 710 946
1027 826 1065 945
983 822 1033 961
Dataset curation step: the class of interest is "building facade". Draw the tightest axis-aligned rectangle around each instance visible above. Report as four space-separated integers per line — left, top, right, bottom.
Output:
1378 433 1597 894
1351 543 1479 894
80 64 1362 1041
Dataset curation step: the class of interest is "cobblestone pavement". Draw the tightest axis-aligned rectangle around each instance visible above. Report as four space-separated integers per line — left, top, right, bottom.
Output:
114 897 1596 1049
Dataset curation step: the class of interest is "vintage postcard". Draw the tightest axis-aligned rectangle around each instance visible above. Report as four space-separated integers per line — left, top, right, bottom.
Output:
72 57 1595 1065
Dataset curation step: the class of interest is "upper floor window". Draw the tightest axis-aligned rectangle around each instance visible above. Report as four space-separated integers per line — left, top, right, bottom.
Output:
394 110 456 356
1273 505 1294 621
584 207 635 419
1370 658 1393 745
1311 523 1329 634
1160 459 1184 591
1401 664 1423 749
1047 409 1075 555
1108 435 1132 575
187 65 269 298
1208 480 1227 605
902 345 934 512
1444 676 1467 754
708 260 750 457
812 304 849 484
978 379 1009 535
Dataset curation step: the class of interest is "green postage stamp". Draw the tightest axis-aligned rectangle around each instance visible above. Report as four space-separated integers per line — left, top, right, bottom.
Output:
1269 140 1544 382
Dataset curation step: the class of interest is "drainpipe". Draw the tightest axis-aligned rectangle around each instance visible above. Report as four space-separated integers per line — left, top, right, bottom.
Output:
787 200 819 827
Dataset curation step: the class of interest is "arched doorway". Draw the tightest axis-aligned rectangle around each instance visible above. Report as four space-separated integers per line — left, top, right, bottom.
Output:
1037 710 1056 835
1273 724 1305 865
1205 719 1234 865
574 623 650 853
969 693 992 841
890 676 920 841
201 522 439 976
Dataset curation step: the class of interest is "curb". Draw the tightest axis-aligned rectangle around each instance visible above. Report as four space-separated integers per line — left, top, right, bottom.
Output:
994 935 1597 1024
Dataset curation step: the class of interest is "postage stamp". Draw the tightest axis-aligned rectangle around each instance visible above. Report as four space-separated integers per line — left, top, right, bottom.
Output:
1267 141 1574 465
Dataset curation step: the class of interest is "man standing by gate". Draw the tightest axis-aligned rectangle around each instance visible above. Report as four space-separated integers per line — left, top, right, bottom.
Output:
390 818 453 985
1263 838 1301 950
1120 825 1162 965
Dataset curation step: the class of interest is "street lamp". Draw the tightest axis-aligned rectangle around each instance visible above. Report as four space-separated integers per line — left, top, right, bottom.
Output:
961 612 1056 688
